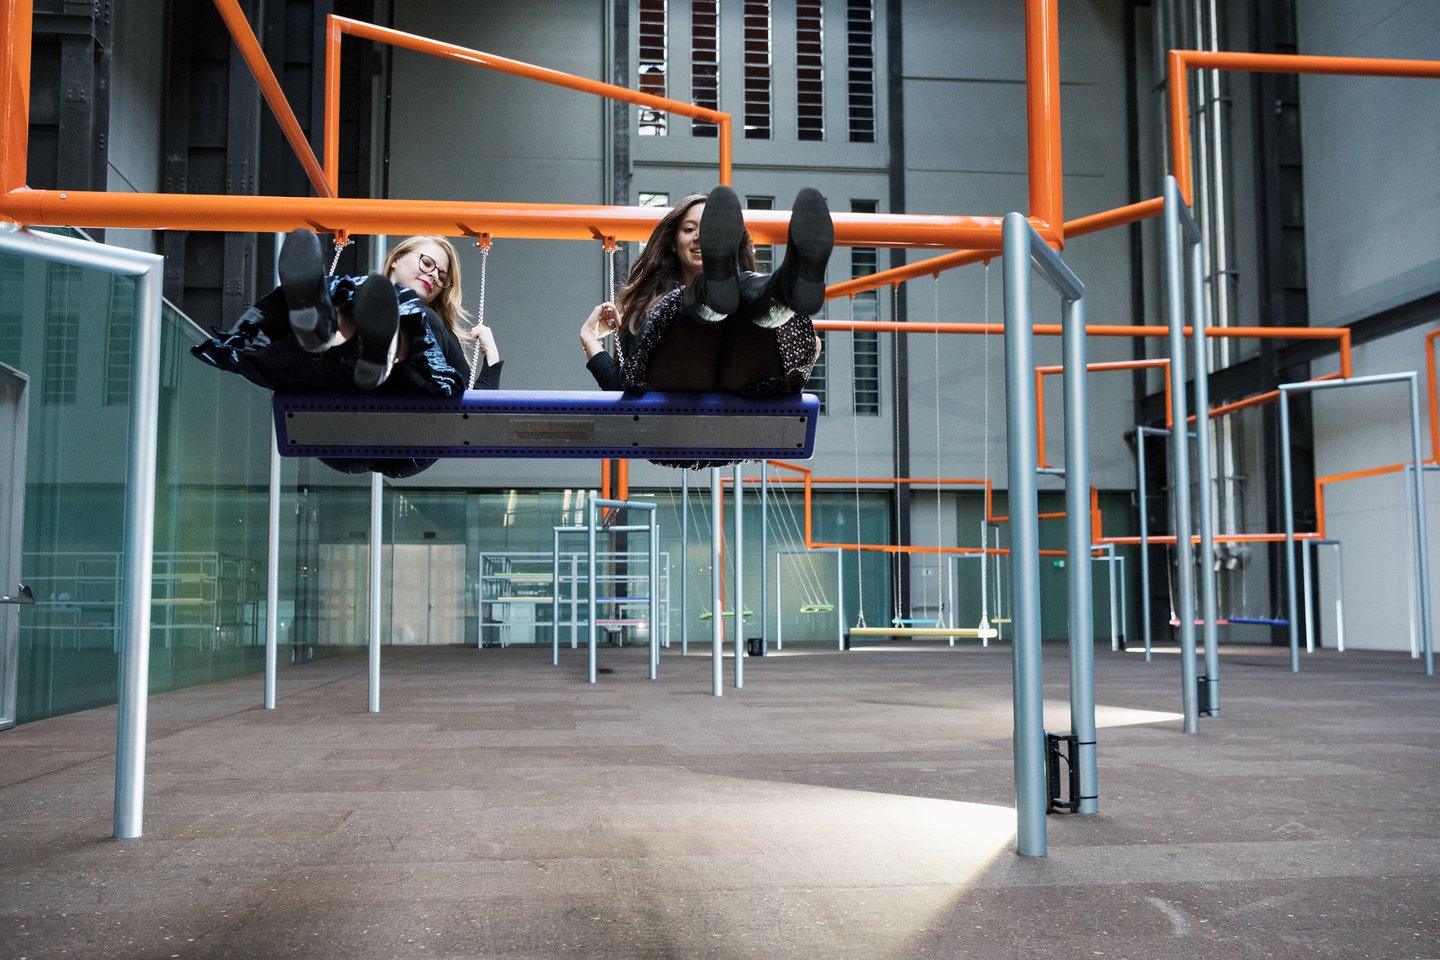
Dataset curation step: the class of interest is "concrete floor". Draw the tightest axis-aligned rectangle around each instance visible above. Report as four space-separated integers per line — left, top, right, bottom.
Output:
2 639 1438 960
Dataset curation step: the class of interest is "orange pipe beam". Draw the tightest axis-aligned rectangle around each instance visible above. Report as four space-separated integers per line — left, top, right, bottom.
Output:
214 0 334 199
1024 0 1064 241
1169 50 1440 205
0 0 32 195
326 16 734 186
1428 328 1440 460
0 187 1018 247
1037 358 1174 467
824 197 1167 301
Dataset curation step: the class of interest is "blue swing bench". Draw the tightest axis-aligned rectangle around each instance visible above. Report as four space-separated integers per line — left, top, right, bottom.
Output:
273 390 820 461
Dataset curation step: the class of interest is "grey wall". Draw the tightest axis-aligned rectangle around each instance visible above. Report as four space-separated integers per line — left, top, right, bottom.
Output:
1294 0 1440 654
1295 0 1440 327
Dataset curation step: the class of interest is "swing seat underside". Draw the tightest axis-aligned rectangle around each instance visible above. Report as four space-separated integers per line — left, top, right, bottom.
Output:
847 626 999 640
273 390 819 460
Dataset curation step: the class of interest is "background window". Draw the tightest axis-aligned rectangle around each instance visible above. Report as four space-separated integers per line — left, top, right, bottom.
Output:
637 0 669 136
691 0 719 138
746 195 774 273
743 0 772 139
847 0 875 143
850 199 879 415
796 0 825 140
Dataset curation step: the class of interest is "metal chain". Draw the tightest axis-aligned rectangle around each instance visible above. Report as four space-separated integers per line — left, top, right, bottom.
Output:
468 236 491 390
606 239 623 369
328 235 347 276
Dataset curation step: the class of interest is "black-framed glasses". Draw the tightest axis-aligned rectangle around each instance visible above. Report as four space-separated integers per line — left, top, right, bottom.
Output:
417 252 450 288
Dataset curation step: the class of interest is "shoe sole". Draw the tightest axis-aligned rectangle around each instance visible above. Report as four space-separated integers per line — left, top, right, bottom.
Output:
351 274 400 390
277 229 330 353
785 188 834 316
700 185 745 315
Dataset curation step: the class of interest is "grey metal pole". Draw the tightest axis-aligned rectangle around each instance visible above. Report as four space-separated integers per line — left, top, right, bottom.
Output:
551 527 561 665
0 228 164 840
1302 537 1315 653
710 469 723 696
1405 381 1435 676
115 245 165 840
1104 547 1120 651
588 496 599 684
368 472 382 712
1164 178 1200 731
1062 290 1098 815
1190 233 1221 716
1331 541 1346 652
265 424 280 710
1279 372 1433 675
1280 389 1300 672
733 463 744 689
760 462 769 650
774 550 784 651
650 510 660 679
1002 212 1047 856
681 470 690 656
1137 426 1153 661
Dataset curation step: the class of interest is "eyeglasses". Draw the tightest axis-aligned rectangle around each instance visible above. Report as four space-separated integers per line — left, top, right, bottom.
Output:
416 252 450 288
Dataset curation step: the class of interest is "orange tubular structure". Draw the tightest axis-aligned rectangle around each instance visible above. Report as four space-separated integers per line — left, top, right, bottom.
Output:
1428 329 1440 460
0 0 32 195
214 0 334 199
1036 359 1174 469
1024 0 1064 243
1168 50 1440 205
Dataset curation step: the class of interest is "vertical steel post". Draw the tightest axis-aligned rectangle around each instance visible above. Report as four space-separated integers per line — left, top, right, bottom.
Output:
1302 537 1315 653
1002 212 1047 856
760 463 769 650
368 472 382 712
1164 178 1200 731
1405 381 1435 676
710 469 723 696
1062 286 1098 815
1136 426 1153 660
681 470 689 656
1280 388 1301 672
265 235 283 711
0 229 165 840
1190 232 1221 715
649 510 659 679
115 244 165 840
588 496 599 684
733 463 744 688
265 425 280 709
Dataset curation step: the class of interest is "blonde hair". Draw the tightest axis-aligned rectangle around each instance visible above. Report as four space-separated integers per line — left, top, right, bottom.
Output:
383 236 471 338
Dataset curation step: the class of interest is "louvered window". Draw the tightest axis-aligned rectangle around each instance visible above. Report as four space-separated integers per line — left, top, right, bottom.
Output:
691 0 719 137
742 1 772 139
796 0 825 140
637 0 669 136
847 0 875 143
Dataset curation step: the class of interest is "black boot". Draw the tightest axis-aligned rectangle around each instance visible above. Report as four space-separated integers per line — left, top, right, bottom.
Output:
277 229 337 353
696 184 746 315
771 188 834 317
351 274 400 390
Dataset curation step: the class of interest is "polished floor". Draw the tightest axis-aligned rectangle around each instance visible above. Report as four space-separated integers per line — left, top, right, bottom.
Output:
2 639 1438 960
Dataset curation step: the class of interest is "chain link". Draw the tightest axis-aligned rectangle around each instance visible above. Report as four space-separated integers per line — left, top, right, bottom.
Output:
327 236 348 277
605 239 623 369
468 237 491 390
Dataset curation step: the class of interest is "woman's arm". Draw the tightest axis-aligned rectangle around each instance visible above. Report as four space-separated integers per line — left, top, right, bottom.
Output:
581 302 626 390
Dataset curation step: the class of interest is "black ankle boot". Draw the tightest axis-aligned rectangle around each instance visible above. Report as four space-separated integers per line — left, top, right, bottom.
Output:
351 274 400 390
698 184 746 315
772 188 834 317
278 229 337 353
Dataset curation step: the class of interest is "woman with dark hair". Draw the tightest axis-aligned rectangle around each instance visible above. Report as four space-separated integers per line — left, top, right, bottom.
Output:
192 230 503 477
580 185 831 396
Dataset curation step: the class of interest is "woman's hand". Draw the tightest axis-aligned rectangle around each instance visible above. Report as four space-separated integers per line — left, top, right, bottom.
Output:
580 302 620 360
468 320 500 364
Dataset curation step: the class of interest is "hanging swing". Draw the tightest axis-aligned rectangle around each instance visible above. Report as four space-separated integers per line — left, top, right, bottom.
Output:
272 232 820 461
842 275 996 647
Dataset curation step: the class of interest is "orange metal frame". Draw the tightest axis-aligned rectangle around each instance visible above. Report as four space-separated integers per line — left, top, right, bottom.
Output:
0 0 1068 250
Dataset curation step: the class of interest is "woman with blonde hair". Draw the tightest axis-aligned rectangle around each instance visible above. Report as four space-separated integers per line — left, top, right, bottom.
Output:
192 230 504 477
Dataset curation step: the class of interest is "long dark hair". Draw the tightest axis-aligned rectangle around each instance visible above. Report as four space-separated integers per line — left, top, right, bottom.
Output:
618 193 758 334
